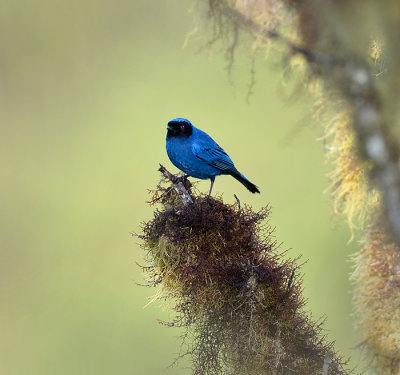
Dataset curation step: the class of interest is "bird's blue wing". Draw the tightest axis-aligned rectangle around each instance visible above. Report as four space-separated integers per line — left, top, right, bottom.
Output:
192 137 236 173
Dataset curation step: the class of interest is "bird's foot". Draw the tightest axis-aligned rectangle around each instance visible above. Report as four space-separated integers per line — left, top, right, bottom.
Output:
173 174 192 190
174 174 188 183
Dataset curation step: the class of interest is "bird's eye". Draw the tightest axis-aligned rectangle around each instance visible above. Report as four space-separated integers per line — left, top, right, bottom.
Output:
180 125 185 131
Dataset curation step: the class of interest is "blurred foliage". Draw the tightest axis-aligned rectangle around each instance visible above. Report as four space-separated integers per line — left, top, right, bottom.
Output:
0 0 359 374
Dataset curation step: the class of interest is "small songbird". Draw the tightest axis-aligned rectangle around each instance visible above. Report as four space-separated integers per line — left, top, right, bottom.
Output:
166 118 260 195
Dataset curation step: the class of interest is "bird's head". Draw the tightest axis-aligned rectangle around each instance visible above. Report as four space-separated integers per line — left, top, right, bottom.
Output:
167 118 193 138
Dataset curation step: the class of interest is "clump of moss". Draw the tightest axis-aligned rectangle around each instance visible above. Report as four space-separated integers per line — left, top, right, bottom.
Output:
138 168 349 375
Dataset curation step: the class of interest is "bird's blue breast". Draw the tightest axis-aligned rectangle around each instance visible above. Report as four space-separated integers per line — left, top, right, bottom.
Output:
166 129 222 180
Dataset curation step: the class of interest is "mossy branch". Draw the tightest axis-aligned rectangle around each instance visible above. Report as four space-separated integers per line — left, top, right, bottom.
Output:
138 167 350 375
191 1 400 373
212 3 400 250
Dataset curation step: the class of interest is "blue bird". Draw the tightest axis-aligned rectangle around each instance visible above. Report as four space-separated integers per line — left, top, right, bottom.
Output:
166 118 260 195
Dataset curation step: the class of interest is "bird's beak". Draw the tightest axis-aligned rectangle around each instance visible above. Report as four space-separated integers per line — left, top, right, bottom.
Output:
167 125 175 135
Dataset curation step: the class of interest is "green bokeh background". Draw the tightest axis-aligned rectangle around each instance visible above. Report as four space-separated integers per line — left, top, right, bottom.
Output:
1 1 362 374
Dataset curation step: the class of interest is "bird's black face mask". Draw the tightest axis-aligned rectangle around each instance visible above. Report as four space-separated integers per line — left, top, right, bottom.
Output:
167 120 193 138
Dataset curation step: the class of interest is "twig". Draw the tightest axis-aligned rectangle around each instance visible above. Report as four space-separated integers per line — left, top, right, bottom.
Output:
158 164 194 206
224 7 339 67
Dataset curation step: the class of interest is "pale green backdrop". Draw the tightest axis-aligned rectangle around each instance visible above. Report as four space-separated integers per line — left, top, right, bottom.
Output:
0 1 361 374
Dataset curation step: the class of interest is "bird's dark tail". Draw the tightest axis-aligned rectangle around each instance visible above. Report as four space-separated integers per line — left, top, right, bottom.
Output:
232 172 260 194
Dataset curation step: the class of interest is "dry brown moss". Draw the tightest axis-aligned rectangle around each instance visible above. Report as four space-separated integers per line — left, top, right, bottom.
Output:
138 170 349 375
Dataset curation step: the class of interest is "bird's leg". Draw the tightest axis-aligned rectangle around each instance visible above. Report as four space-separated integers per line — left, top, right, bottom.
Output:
208 177 215 196
234 194 241 210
